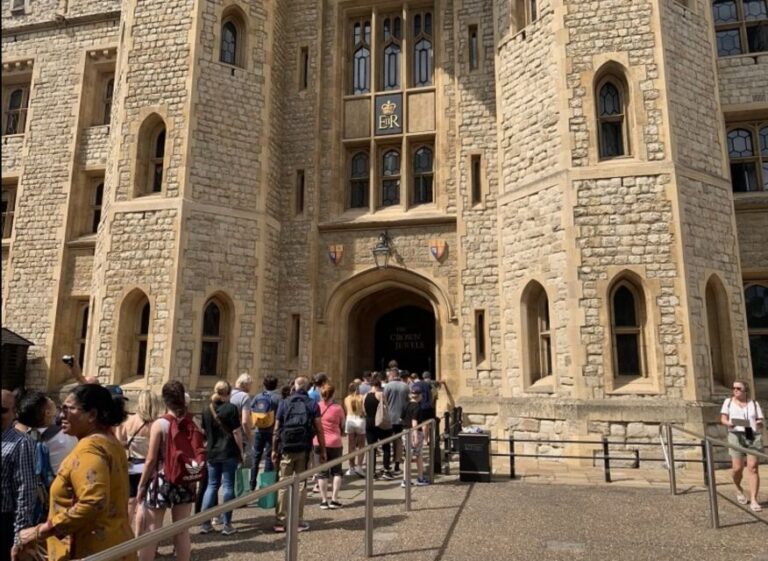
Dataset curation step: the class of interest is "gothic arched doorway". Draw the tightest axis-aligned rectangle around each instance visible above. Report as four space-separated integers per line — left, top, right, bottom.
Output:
346 287 436 383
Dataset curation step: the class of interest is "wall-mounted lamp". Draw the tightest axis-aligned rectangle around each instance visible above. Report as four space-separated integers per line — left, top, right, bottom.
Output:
372 231 392 269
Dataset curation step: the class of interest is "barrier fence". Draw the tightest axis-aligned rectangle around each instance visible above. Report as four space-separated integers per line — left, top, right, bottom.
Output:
84 418 436 561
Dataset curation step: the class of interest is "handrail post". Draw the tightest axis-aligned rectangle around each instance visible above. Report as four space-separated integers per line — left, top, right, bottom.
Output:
509 434 515 479
704 440 720 529
665 424 677 495
433 417 442 474
443 430 451 475
404 428 412 512
365 447 375 557
285 475 300 561
602 436 611 483
428 420 435 483
700 440 709 487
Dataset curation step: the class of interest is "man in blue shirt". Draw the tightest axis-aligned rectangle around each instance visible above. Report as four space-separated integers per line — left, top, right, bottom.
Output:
1 390 36 561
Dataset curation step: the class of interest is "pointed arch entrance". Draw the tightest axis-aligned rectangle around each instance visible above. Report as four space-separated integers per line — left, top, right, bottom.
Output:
318 267 455 388
348 288 436 376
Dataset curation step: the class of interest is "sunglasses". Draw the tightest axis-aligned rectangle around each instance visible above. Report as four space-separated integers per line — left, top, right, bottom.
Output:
732 386 745 391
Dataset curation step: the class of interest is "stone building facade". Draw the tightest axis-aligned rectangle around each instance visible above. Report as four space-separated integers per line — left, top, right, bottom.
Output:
2 0 767 448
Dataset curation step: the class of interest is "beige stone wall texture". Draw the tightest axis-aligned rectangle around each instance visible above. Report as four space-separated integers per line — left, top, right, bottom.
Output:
717 56 768 107
499 184 570 396
661 1 724 176
497 0 560 189
565 0 666 165
456 0 502 394
1 22 119 388
736 211 768 272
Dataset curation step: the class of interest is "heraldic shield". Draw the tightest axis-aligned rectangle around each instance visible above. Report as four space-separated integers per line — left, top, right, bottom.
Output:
328 244 344 265
429 239 447 261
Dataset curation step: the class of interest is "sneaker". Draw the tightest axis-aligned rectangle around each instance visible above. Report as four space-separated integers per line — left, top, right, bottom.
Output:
345 468 355 476
211 516 221 526
416 478 430 486
393 464 402 474
381 470 395 480
355 467 366 478
298 521 310 532
200 523 214 534
400 480 415 488
736 491 749 505
319 501 330 510
221 524 237 536
273 524 286 533
329 500 342 509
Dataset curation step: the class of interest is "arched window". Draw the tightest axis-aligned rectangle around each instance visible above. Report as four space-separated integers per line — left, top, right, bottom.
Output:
381 16 402 90
349 151 369 208
77 303 89 368
135 115 167 196
412 11 433 86
610 280 645 377
522 281 553 387
712 0 768 57
381 149 401 206
513 0 539 32
351 19 371 94
705 276 734 388
199 296 232 377
4 87 29 136
103 77 114 125
727 123 767 192
596 78 628 159
220 8 246 67
745 283 768 379
91 181 104 234
115 290 151 380
136 301 150 377
413 145 434 205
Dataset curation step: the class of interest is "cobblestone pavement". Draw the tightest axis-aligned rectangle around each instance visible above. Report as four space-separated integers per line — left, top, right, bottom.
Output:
151 463 767 561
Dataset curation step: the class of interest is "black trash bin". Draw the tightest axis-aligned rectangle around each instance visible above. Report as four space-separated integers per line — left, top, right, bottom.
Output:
458 432 491 482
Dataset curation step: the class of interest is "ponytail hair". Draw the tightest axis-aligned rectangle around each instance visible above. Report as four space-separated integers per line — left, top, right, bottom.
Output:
162 380 187 418
210 380 231 404
71 384 127 427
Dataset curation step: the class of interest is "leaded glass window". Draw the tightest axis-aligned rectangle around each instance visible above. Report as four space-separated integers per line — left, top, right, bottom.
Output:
221 21 237 65
201 301 222 376
611 283 644 377
103 78 114 125
413 10 433 86
597 80 626 159
381 149 401 206
712 0 768 56
4 87 29 136
745 284 768 378
152 129 165 193
136 302 150 377
727 123 767 192
381 16 402 90
413 145 433 205
92 182 104 234
351 19 371 94
349 151 370 208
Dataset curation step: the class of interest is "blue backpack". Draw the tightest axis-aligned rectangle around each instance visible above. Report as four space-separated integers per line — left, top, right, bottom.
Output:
29 426 58 523
250 391 277 429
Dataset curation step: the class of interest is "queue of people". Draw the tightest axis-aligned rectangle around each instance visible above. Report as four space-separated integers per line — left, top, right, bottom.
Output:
1 366 439 561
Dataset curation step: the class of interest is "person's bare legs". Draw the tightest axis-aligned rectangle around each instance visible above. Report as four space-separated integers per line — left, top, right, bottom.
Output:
347 433 357 469
355 434 366 467
416 453 424 481
171 503 193 561
745 455 760 508
732 456 746 497
318 476 329 503
331 475 342 503
138 507 165 561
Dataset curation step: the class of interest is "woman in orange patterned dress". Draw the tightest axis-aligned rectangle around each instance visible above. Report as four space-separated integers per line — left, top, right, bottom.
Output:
16 384 136 561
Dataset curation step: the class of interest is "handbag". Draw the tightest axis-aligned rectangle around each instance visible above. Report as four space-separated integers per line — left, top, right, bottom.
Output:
257 470 278 509
234 467 251 498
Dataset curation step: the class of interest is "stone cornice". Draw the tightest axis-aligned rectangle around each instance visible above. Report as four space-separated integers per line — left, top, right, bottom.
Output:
2 10 120 37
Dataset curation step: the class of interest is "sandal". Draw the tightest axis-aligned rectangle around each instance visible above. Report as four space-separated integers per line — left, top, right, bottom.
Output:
736 492 749 505
750 502 763 513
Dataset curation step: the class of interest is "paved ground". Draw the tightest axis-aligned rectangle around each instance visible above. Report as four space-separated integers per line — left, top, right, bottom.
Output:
151 462 767 561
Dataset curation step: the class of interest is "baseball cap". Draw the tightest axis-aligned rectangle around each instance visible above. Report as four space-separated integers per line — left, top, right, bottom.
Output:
105 384 129 401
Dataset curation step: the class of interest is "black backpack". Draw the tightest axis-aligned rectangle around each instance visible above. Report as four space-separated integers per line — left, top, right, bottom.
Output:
279 394 313 454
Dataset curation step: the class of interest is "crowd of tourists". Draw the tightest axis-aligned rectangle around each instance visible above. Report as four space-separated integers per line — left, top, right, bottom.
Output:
1 359 441 561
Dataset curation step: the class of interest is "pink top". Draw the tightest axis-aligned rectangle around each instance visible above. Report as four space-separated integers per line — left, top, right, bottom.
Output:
313 400 345 449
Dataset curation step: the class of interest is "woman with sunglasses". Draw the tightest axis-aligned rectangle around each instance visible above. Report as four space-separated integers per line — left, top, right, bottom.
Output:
720 380 764 512
15 384 135 560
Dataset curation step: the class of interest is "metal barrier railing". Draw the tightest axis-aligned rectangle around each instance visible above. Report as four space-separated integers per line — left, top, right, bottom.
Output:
661 423 768 529
84 418 436 561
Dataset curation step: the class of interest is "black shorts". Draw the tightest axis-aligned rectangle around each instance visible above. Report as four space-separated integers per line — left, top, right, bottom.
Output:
391 423 404 435
315 446 343 478
129 473 142 498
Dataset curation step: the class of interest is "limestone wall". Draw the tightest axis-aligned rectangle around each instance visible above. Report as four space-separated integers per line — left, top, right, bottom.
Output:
717 56 768 108
736 210 768 273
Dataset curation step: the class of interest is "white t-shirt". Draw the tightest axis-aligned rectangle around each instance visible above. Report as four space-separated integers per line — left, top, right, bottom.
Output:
720 398 764 432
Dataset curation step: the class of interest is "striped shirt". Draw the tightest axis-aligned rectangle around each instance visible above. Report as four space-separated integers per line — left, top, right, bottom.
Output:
1 425 37 543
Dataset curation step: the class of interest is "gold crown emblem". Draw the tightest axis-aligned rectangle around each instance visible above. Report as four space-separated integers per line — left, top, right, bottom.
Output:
381 100 397 115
